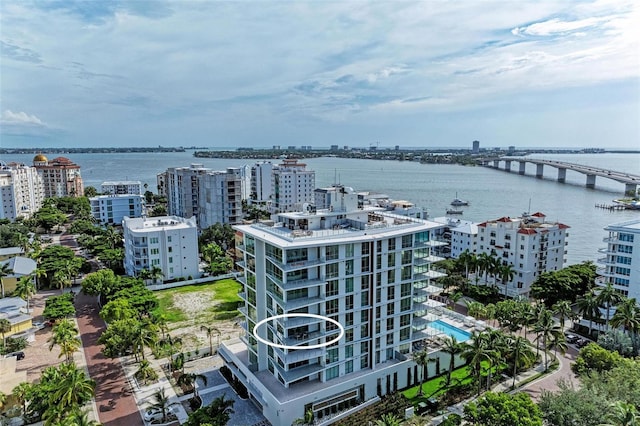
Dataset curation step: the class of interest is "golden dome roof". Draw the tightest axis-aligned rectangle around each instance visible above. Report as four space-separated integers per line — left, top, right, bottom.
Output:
33 154 48 162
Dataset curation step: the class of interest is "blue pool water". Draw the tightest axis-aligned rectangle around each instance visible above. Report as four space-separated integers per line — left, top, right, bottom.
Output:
430 320 471 342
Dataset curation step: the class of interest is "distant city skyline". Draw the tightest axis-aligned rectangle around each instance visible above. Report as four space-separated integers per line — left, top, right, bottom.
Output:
1 1 638 150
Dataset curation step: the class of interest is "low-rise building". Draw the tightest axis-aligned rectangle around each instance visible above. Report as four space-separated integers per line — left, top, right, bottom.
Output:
0 298 33 338
0 257 37 297
122 215 199 281
101 180 144 195
90 194 145 225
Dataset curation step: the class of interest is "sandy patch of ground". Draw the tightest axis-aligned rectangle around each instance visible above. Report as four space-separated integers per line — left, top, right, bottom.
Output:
165 291 243 352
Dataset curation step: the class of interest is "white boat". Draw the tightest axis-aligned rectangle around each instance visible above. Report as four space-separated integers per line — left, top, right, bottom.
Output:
450 193 469 206
446 209 463 215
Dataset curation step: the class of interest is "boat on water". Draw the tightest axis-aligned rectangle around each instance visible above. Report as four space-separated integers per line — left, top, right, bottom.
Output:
450 193 469 206
613 198 640 210
446 209 464 215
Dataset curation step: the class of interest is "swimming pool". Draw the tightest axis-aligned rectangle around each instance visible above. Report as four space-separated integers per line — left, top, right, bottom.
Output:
429 319 471 342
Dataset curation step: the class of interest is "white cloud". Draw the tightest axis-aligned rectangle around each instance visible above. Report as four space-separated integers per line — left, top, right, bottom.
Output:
512 17 609 37
1 110 46 126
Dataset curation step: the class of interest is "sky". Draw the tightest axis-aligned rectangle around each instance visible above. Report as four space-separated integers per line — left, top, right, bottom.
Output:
1 1 639 150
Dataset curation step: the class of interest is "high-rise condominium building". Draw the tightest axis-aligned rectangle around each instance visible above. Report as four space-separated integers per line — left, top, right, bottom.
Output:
101 181 143 195
0 162 44 221
157 164 243 228
250 161 274 204
220 191 448 426
596 219 640 301
476 212 569 298
33 155 84 198
272 158 315 213
122 215 199 281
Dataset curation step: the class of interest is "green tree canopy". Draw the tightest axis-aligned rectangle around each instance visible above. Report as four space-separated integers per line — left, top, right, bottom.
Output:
463 391 542 426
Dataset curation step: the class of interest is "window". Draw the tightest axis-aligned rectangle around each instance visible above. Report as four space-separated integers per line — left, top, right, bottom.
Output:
168 256 173 263
400 327 410 341
167 236 172 242
401 266 411 280
387 286 395 300
361 356 369 369
361 257 370 272
361 291 369 306
345 259 354 275
402 235 412 248
386 334 394 345
345 277 354 292
388 238 396 251
400 314 410 327
361 341 368 354
326 245 339 260
387 303 394 316
345 345 353 358
400 298 411 312
326 300 339 315
362 242 370 255
387 253 396 268
326 263 339 279
346 295 354 310
345 360 353 374
345 244 354 257
401 283 411 297
326 365 339 380
386 318 394 330
387 269 395 284
326 280 339 297
326 348 339 363
346 328 354 342
361 310 368 323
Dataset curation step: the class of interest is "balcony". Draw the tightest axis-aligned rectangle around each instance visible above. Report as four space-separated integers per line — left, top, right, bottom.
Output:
597 257 616 266
413 284 442 296
284 328 341 347
268 256 328 272
273 345 324 364
415 270 447 280
272 294 324 311
273 360 324 384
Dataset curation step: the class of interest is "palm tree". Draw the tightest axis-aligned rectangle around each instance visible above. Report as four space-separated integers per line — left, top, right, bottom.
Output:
507 336 535 388
597 282 624 331
548 332 568 360
375 413 402 426
34 266 48 290
412 349 431 396
138 268 152 285
534 309 562 371
0 318 11 347
149 265 164 284
176 372 208 397
498 264 515 297
62 409 102 426
293 408 315 426
14 275 36 312
458 250 476 280
201 325 221 356
611 298 640 340
477 253 492 285
135 359 159 385
132 323 158 360
0 390 6 412
52 362 96 415
0 263 13 298
207 394 235 425
149 388 176 424
52 270 71 294
48 319 81 363
441 336 464 387
12 382 31 415
552 300 576 330
103 226 121 250
461 331 494 395
577 291 602 337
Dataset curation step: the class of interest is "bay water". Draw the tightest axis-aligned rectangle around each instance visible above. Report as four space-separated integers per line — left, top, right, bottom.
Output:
3 151 638 266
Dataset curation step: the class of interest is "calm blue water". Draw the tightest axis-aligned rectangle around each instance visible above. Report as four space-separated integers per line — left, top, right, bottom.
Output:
2 151 638 265
430 319 471 342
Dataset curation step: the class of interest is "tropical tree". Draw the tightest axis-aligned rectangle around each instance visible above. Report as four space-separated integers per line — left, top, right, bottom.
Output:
534 309 563 371
375 413 402 426
457 250 476 280
597 283 624 332
201 325 221 356
477 252 493 285
51 270 71 294
14 275 37 312
132 322 158 360
507 336 535 388
412 349 432 396
461 331 494 395
177 372 208 397
498 264 516 297
12 381 32 415
0 318 11 347
51 362 96 416
185 393 235 426
62 409 102 426
611 298 640 341
441 336 464 387
148 388 176 424
0 263 13 298
135 359 159 385
149 265 164 284
463 391 543 426
48 319 81 363
599 401 639 426
293 409 315 426
552 300 577 330
577 291 602 337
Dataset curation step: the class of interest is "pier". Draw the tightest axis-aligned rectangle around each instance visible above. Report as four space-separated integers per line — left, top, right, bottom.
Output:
595 203 628 211
482 158 640 194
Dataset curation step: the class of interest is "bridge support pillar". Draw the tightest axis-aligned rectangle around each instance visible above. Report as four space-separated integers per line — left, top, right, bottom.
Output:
536 164 544 179
519 161 526 175
625 183 638 196
504 160 511 172
493 160 500 168
557 168 566 183
586 174 596 188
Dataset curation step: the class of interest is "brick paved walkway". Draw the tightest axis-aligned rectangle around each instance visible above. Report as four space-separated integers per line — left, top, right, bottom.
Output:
76 291 144 426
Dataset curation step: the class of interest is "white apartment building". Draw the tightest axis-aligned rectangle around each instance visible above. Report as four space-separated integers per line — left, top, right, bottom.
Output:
250 161 274 204
89 194 144 225
596 219 640 301
220 191 451 426
430 217 478 259
157 164 243 227
122 215 199 281
0 162 44 221
476 212 569 298
101 181 143 195
272 158 315 213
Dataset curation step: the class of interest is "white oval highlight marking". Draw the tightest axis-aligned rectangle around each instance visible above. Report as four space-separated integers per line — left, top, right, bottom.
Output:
252 313 345 350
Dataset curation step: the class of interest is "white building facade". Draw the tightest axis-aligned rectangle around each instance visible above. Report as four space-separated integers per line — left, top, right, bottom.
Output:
250 161 274 204
101 181 143 195
90 194 144 225
476 212 569 298
0 162 44 221
272 159 315 213
220 193 450 426
122 215 199 281
596 219 640 301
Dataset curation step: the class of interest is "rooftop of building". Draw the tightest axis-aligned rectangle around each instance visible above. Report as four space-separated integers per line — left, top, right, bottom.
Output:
90 193 144 200
478 212 570 231
605 219 640 232
123 215 196 231
101 180 142 186
0 256 36 276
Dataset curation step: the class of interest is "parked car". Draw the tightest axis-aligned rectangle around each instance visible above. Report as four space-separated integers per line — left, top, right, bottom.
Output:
565 333 579 344
5 351 25 360
575 338 590 348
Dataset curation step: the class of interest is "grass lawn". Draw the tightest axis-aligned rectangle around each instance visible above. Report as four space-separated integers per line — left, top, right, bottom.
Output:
402 366 474 401
153 278 242 324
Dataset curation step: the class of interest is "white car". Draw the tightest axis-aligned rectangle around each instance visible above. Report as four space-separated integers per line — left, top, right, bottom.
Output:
143 408 161 422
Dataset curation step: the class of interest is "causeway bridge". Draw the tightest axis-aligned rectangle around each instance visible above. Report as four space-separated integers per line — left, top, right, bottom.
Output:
480 158 640 194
